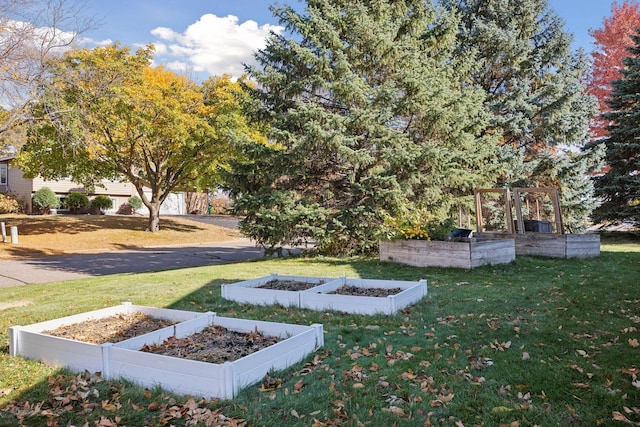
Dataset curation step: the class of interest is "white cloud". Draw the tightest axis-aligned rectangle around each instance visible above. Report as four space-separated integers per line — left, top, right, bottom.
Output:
149 14 283 78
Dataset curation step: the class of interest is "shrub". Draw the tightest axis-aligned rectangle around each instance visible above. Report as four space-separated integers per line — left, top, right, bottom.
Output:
128 196 143 213
32 187 60 214
90 195 113 211
66 192 89 213
0 193 21 214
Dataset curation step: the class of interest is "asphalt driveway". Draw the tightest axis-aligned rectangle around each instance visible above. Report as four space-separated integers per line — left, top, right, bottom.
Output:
0 215 267 287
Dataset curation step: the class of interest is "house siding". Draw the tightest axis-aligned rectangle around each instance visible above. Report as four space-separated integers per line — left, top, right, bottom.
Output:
4 163 34 211
1 156 194 215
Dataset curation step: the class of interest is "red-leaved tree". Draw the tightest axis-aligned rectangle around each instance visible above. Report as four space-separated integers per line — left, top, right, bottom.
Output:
588 0 640 140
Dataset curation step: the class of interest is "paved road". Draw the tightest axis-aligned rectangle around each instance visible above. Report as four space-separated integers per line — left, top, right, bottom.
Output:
0 215 267 288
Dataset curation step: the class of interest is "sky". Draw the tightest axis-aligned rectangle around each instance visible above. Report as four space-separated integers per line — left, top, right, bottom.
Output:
79 0 618 80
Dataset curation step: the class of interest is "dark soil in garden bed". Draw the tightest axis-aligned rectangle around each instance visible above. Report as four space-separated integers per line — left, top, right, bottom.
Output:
257 279 324 291
140 325 282 363
43 312 176 344
328 285 403 297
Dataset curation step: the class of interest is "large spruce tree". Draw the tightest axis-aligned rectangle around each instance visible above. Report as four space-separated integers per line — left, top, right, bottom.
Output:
593 28 640 225
442 0 603 231
225 0 500 255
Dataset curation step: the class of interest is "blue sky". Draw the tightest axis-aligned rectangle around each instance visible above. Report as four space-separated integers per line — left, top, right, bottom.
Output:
80 0 616 79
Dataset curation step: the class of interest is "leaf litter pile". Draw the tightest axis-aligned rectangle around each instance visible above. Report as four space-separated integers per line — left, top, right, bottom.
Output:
140 325 282 363
257 279 323 291
43 312 282 364
257 280 402 297
43 312 176 344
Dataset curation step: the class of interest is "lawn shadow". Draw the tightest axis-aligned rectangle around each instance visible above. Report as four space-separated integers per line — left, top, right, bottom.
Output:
18 244 266 276
0 215 207 237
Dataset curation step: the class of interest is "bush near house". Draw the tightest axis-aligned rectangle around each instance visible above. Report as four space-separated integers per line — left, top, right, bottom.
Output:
65 192 89 214
90 195 113 213
32 187 60 214
127 196 142 214
0 193 22 214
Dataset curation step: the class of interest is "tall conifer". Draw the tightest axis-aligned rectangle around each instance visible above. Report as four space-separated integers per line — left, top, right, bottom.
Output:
226 0 500 255
443 0 602 231
593 29 640 225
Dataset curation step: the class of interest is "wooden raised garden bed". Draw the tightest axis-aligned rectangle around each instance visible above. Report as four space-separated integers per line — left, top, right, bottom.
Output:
9 302 323 399
379 238 515 269
476 232 600 258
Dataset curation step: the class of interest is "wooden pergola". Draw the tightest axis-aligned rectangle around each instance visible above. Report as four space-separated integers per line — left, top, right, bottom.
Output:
474 187 564 235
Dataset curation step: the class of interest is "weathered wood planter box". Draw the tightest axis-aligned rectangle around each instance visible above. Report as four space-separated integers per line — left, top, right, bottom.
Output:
476 232 600 258
220 273 332 307
222 274 428 315
9 302 324 399
300 277 427 315
379 239 516 269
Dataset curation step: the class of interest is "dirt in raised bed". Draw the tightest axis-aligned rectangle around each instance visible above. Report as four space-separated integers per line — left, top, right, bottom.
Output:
43 312 176 344
328 285 403 298
140 325 282 364
257 279 324 291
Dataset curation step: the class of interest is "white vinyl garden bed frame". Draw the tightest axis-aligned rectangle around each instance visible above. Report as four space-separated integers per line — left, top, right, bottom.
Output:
221 274 428 315
300 277 428 315
220 274 333 307
9 302 324 400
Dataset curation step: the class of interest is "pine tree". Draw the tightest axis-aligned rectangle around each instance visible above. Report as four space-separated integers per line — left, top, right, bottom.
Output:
443 0 602 231
593 29 640 225
225 0 500 255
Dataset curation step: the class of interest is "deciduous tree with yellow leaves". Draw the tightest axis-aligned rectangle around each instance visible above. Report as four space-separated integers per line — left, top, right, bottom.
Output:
18 43 249 231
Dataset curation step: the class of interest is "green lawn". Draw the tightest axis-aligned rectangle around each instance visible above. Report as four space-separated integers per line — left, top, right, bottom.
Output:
1 234 639 426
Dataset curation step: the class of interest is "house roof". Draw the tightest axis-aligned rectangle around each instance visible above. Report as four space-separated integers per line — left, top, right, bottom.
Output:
0 155 16 162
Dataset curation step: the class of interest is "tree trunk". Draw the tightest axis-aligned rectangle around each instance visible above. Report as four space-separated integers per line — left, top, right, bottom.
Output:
147 202 161 232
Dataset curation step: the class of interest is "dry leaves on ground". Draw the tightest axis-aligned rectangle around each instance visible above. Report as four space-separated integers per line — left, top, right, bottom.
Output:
43 312 176 344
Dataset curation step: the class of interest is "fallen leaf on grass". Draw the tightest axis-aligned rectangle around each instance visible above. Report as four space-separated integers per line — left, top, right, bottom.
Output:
382 406 406 416
612 411 633 424
293 379 305 394
259 373 282 392
629 338 639 348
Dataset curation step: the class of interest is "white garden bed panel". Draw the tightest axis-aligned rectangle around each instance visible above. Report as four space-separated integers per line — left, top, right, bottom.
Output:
220 273 334 307
9 303 324 400
107 316 323 399
8 302 206 372
300 278 428 315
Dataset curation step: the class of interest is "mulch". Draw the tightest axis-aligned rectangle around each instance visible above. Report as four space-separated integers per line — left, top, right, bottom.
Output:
42 312 282 364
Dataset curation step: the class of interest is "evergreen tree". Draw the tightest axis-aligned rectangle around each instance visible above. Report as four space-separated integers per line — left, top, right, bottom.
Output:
593 28 640 225
225 0 500 255
443 0 602 231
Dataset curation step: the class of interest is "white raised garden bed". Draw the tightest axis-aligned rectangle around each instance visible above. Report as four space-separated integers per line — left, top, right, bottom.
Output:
222 275 428 315
220 273 333 307
300 277 428 315
9 302 323 400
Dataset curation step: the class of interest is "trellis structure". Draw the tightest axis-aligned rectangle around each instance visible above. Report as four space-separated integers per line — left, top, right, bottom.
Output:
474 187 564 235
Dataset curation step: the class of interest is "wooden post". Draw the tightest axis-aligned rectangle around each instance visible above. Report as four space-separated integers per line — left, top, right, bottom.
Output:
10 226 18 244
1 222 6 243
474 190 483 233
513 187 564 235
